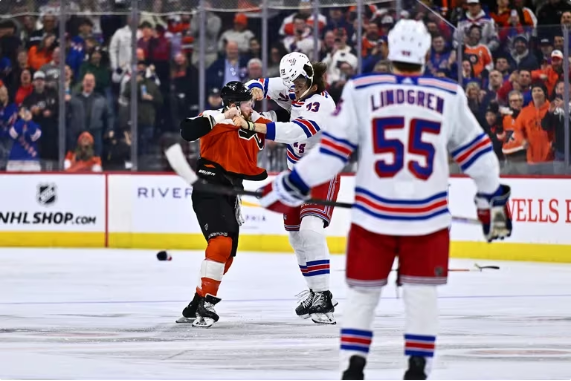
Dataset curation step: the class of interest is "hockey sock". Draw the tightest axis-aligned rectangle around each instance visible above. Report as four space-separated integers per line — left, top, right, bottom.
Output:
288 231 308 279
224 257 234 275
340 287 382 372
296 216 330 292
403 284 438 377
196 236 233 297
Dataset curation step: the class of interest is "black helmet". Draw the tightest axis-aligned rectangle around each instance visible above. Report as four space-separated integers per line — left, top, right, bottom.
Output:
220 81 252 106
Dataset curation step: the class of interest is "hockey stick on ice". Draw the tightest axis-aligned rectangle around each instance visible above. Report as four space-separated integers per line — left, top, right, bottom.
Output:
165 144 481 225
336 264 501 272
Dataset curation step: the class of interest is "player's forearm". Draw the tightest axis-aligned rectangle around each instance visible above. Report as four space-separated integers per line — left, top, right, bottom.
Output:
180 114 225 141
266 121 316 143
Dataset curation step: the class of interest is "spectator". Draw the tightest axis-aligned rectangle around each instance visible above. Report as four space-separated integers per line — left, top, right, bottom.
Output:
362 36 388 73
497 91 527 173
28 13 58 48
551 80 565 100
4 49 29 95
123 60 163 156
553 34 565 53
495 55 512 78
427 34 456 78
499 14 532 53
109 16 134 73
246 58 263 81
463 25 493 78
206 41 248 91
102 129 131 170
28 33 56 71
461 60 480 88
323 28 358 85
279 2 327 36
218 13 255 55
532 50 569 98
498 69 533 105
64 131 102 172
67 34 87 79
283 13 318 58
6 106 41 172
22 71 58 164
466 81 486 123
0 85 18 163
15 69 33 106
75 18 96 48
542 97 571 164
171 52 199 123
79 46 110 96
190 2 221 67
537 38 554 64
68 73 111 156
483 103 505 160
247 37 261 60
137 21 155 61
19 16 37 47
328 61 355 103
207 87 223 110
512 0 538 28
0 20 21 65
503 83 553 170
148 24 171 93
320 30 336 61
508 35 539 72
324 8 353 37
167 14 193 59
267 44 287 77
39 47 61 89
455 0 499 51
488 69 505 94
373 60 391 73
63 65 74 99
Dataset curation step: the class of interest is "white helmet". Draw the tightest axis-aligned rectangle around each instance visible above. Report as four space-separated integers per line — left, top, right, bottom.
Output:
388 19 431 66
279 52 313 89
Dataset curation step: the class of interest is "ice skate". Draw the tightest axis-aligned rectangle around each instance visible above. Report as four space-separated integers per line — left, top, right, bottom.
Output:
192 294 221 328
308 290 337 325
403 356 427 380
342 355 366 380
175 293 202 323
295 290 314 319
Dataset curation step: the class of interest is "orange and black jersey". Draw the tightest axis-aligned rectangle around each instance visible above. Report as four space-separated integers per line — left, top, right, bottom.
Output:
180 108 270 182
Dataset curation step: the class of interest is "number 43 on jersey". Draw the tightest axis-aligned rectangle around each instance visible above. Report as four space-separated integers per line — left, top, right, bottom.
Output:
373 117 441 180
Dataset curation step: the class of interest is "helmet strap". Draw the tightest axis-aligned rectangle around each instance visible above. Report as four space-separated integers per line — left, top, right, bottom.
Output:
297 76 314 101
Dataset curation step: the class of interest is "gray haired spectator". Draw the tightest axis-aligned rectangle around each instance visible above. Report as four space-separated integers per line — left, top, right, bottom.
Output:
247 58 263 81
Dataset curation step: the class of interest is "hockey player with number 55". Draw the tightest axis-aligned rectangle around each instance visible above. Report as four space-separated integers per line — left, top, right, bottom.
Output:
237 53 340 325
257 20 513 379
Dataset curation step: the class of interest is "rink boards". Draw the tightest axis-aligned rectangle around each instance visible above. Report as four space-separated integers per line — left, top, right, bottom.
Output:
0 173 570 263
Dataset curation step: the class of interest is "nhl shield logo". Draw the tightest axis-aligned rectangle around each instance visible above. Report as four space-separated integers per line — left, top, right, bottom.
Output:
37 183 57 206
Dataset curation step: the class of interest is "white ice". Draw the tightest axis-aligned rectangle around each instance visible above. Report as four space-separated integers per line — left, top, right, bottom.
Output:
1 248 571 380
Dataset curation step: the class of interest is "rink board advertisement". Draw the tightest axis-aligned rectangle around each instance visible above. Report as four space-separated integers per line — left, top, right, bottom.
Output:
1 173 571 262
0 174 105 247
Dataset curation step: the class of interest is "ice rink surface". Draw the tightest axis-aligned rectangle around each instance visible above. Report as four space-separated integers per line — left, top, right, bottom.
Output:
1 248 571 380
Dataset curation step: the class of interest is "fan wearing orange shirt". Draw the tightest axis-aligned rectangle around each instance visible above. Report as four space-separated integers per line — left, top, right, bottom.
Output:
176 81 271 328
64 131 102 172
463 25 493 78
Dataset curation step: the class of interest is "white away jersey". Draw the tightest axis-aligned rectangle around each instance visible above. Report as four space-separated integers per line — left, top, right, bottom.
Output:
247 77 337 169
292 74 500 236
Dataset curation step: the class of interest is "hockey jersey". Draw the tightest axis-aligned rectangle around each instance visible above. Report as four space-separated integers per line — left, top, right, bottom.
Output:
246 77 336 169
290 74 501 236
8 118 41 161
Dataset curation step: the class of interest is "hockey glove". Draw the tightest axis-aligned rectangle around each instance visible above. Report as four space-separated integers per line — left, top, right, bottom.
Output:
474 184 513 242
258 171 309 214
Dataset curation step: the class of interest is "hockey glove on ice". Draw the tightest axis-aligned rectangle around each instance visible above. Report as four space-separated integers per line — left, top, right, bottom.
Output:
474 184 512 242
258 171 309 214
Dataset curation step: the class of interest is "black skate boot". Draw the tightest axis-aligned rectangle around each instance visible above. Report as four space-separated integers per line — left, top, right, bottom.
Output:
342 355 366 380
308 290 336 324
295 290 314 319
175 292 202 323
192 294 221 328
403 356 427 380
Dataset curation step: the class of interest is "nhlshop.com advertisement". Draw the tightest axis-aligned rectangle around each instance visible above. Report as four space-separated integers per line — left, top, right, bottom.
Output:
0 174 105 232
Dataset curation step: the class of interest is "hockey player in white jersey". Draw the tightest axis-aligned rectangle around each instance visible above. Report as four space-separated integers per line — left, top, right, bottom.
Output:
236 53 340 324
256 20 513 379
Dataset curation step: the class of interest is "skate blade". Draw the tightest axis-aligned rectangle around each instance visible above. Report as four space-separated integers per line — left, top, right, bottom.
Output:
192 316 215 328
175 316 196 324
310 312 336 325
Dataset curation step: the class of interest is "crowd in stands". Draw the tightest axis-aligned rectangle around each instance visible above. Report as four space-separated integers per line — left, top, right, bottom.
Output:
0 0 570 173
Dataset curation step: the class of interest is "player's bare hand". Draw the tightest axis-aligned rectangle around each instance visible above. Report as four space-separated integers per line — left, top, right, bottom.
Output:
233 115 248 129
251 87 264 101
224 107 240 119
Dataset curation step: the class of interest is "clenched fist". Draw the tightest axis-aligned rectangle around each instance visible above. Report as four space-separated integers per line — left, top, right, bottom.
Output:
251 88 264 101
